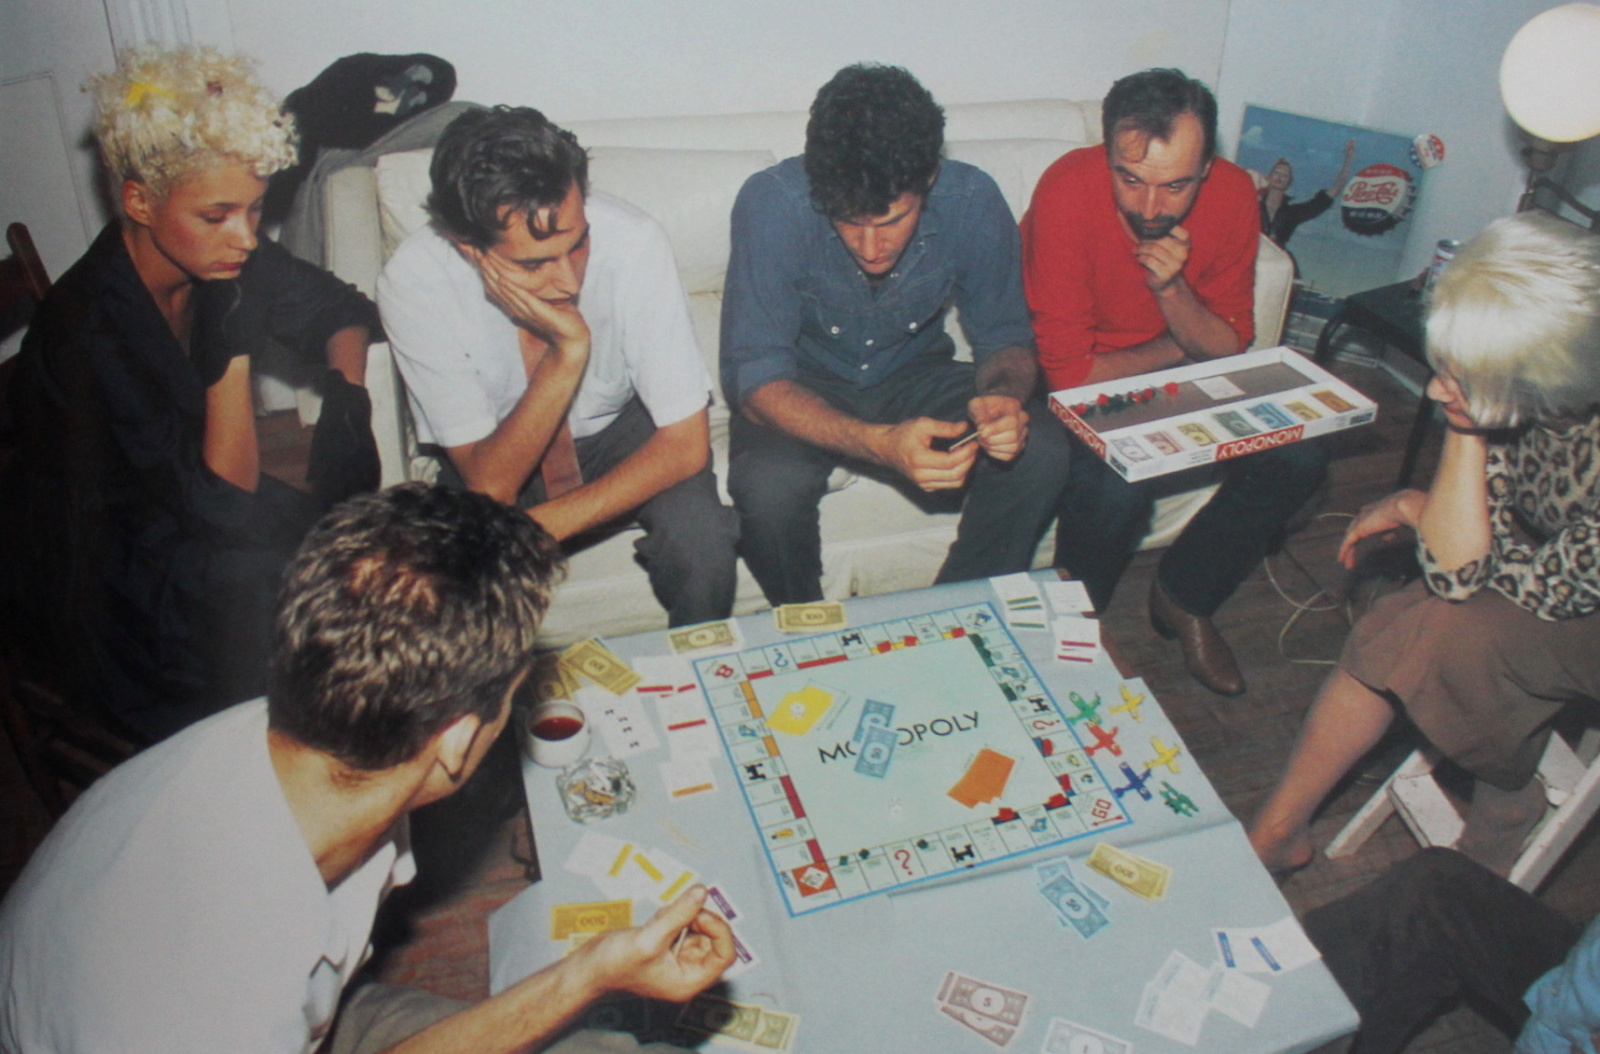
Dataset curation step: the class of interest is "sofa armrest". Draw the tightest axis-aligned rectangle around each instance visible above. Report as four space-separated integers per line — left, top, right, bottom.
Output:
363 341 410 487
323 165 385 299
1251 234 1294 350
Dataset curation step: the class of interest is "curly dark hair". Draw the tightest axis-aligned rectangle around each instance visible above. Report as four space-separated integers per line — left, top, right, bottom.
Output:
1102 69 1218 162
804 64 944 221
267 484 564 771
426 105 589 249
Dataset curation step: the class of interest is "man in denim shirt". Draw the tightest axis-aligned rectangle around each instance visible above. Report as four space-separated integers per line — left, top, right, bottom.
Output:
721 64 1070 605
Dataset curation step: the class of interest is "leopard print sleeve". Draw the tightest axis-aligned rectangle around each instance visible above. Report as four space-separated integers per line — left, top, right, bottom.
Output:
1418 443 1504 605
1421 419 1600 621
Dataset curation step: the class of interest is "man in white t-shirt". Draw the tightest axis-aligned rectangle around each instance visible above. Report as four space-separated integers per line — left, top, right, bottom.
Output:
378 106 738 627
0 485 735 1054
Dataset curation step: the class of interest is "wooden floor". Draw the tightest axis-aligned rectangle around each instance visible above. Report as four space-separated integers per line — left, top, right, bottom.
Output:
4 359 1596 1053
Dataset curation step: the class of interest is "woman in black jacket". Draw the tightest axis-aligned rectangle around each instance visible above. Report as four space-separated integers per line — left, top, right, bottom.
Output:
2 45 381 740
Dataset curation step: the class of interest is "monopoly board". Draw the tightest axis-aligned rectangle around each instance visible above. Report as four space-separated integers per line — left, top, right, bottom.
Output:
692 603 1132 916
1049 346 1377 482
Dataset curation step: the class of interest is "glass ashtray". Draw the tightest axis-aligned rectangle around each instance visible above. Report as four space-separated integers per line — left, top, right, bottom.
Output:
557 757 636 823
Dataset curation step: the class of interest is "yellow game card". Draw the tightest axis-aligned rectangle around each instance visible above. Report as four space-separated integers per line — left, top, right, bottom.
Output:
767 683 836 736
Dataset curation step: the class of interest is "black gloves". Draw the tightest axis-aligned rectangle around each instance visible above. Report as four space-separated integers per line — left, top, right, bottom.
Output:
307 369 380 509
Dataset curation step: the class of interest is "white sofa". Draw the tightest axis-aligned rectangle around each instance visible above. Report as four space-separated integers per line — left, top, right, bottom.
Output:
316 99 1293 645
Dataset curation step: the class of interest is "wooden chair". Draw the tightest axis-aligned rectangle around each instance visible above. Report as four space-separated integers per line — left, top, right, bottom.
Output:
1327 725 1600 892
0 222 142 818
0 222 50 328
0 654 141 819
1 223 51 445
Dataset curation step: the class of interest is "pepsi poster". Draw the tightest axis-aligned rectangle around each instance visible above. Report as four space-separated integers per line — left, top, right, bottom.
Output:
1236 105 1426 298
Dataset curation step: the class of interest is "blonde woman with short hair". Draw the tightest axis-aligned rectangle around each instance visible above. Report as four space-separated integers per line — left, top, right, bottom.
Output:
1 45 380 740
1250 212 1600 878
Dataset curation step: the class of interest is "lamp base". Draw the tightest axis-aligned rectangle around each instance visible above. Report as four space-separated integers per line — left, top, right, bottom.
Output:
1518 137 1600 227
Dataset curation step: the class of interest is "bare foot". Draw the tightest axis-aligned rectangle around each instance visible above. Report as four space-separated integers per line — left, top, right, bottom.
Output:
1249 823 1315 874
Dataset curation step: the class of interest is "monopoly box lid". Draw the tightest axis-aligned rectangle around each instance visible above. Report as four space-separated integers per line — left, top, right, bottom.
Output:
1048 346 1377 482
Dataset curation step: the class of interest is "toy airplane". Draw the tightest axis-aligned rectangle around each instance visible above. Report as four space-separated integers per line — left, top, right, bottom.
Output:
1110 683 1146 722
1065 691 1103 726
1112 761 1154 801
1145 736 1182 774
1084 722 1122 757
1160 782 1198 817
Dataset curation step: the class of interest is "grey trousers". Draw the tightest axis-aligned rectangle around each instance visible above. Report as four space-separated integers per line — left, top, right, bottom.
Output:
438 397 740 627
729 356 1071 606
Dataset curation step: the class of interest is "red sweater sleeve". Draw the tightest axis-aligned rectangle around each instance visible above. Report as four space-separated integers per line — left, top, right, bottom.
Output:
1186 159 1261 352
1021 152 1102 391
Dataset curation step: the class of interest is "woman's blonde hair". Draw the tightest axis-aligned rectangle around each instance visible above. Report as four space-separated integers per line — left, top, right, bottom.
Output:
88 44 297 198
1427 212 1600 429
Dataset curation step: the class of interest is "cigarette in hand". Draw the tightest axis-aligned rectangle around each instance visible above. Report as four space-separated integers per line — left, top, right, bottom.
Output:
947 429 980 452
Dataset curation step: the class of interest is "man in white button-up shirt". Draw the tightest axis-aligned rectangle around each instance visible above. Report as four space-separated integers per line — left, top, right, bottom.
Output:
380 106 738 627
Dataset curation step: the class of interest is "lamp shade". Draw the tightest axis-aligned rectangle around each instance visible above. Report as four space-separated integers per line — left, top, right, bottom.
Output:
1500 3 1600 142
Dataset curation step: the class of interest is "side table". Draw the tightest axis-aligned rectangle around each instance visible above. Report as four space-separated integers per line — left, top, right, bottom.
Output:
1312 281 1432 487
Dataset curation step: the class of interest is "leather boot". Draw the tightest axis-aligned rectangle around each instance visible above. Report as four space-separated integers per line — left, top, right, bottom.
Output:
1148 579 1245 696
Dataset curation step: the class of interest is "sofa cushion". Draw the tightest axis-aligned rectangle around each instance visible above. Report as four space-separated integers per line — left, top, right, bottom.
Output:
375 148 437 258
564 110 808 159
586 146 775 295
944 99 1099 146
944 138 1076 222
373 144 774 297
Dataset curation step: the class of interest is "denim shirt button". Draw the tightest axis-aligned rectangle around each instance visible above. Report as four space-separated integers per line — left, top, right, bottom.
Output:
908 321 918 331
829 325 841 336
859 363 869 371
865 339 874 347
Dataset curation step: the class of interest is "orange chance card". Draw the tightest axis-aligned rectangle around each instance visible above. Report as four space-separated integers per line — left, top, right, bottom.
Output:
946 748 1017 808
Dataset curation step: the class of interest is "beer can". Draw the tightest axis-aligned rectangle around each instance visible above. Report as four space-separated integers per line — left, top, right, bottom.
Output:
1423 239 1461 295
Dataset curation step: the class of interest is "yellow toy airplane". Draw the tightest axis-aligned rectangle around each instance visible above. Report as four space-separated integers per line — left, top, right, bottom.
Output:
1145 736 1182 774
1110 682 1146 722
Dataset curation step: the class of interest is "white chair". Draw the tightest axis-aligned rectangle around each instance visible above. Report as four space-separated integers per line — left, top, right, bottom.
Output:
1327 725 1600 891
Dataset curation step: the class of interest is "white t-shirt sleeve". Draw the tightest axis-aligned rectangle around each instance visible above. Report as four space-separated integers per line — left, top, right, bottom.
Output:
0 703 342 1054
599 198 711 429
377 231 524 449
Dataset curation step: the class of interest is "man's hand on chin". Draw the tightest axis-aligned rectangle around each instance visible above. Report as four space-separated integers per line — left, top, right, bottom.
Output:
875 417 978 492
470 246 592 353
967 394 1028 462
1135 225 1192 295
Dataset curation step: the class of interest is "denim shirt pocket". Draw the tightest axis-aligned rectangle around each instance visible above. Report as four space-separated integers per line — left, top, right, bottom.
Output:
798 277 870 373
879 268 956 347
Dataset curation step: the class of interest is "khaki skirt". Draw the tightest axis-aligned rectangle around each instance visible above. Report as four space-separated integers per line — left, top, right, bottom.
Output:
1342 579 1600 788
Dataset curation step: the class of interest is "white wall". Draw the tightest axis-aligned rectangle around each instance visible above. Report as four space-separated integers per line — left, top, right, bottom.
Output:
1219 0 1573 279
0 74 93 282
3 0 1233 266
0 0 116 275
228 0 1230 123
1 0 1584 289
1215 0 1395 157
1361 0 1566 276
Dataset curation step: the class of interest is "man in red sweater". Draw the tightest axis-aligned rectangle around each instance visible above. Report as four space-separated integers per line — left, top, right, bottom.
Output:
1021 69 1326 696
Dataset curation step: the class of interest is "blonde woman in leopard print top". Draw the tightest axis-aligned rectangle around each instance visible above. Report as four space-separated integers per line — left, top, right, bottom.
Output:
1251 213 1600 877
